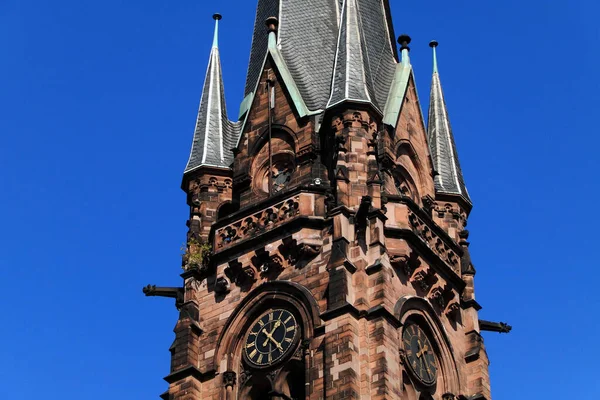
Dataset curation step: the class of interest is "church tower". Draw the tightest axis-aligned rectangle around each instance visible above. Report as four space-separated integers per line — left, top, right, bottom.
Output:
144 2 510 399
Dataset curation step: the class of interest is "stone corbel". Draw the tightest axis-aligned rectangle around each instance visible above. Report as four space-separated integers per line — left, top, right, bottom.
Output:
390 250 420 277
445 300 460 317
215 277 230 294
428 284 445 307
279 237 321 266
222 371 236 389
410 264 435 292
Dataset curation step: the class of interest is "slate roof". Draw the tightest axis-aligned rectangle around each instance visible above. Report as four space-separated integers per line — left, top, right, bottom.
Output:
244 0 397 114
427 43 471 203
185 17 241 173
328 0 376 109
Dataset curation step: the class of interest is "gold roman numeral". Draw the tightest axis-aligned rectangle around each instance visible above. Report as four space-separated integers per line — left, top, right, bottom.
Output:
249 349 257 359
286 325 295 332
257 354 263 364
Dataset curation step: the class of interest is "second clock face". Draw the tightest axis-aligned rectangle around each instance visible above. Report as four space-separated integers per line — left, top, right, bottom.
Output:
244 309 298 368
403 323 438 386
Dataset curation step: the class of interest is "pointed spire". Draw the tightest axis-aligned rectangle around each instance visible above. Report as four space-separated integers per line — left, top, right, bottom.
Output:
327 0 377 111
184 14 240 174
427 41 471 204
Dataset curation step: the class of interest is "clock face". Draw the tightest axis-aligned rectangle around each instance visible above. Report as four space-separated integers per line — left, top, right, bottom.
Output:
403 324 438 386
244 309 298 368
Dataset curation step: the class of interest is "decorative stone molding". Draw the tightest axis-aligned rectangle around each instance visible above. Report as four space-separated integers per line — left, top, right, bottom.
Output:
216 196 301 248
408 210 460 271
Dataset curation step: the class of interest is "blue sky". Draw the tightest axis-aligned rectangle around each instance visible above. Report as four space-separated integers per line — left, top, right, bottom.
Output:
1 0 599 398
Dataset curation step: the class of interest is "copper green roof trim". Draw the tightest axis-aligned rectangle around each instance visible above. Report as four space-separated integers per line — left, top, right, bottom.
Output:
383 45 412 127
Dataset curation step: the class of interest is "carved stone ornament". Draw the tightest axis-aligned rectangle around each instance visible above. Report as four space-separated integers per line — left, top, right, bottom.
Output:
442 394 456 400
222 371 236 388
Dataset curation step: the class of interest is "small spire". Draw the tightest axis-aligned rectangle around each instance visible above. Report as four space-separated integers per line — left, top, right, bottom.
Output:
184 13 241 175
212 13 222 48
429 40 439 73
427 40 472 205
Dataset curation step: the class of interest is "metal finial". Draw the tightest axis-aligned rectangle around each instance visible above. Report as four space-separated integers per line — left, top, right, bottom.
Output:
265 16 279 34
430 40 439 73
212 14 222 48
398 34 412 51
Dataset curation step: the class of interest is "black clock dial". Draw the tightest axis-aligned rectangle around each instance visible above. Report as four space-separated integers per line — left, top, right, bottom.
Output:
244 309 298 368
403 324 438 386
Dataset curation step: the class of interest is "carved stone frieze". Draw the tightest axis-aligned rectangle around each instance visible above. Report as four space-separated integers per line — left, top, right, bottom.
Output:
216 196 301 249
408 211 460 271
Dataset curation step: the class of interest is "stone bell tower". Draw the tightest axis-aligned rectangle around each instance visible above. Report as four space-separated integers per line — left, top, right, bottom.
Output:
143 2 510 399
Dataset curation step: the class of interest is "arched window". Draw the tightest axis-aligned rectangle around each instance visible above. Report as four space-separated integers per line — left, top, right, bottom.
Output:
251 128 297 196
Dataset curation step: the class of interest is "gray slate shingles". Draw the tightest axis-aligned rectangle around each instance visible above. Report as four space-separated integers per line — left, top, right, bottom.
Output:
244 0 397 114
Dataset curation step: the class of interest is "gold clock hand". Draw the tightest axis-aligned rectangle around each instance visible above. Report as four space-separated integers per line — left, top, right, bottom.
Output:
417 344 429 359
262 320 281 347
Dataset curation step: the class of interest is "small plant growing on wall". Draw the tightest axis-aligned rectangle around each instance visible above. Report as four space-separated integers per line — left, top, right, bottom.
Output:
182 236 212 271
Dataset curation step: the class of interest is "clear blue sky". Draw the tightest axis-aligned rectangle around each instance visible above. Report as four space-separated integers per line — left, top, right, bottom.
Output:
1 0 599 398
